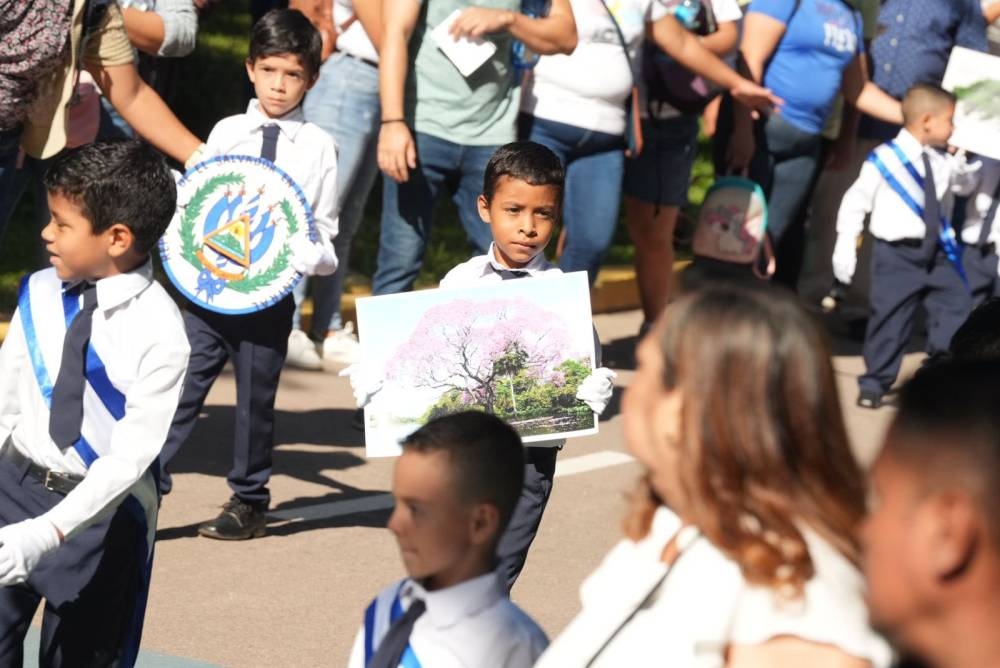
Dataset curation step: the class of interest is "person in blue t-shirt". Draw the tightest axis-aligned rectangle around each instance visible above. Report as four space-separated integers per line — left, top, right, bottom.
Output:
713 0 901 288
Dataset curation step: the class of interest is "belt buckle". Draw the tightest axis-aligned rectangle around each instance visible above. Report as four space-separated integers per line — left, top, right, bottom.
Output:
43 470 71 494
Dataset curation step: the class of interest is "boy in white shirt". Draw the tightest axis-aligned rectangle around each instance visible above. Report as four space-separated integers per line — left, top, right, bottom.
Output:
158 9 339 539
348 142 616 587
348 411 548 668
0 141 190 665
961 157 1000 306
832 83 979 409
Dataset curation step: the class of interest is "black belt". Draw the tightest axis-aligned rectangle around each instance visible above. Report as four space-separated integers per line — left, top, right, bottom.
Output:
886 238 923 248
1 439 84 496
341 51 378 68
979 242 996 256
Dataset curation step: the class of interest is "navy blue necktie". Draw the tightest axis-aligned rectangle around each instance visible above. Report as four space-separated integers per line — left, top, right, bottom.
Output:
261 123 279 163
368 599 426 668
494 266 528 280
921 152 940 266
49 283 98 448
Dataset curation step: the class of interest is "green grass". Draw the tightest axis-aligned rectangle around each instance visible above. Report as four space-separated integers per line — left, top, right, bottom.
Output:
0 1 711 313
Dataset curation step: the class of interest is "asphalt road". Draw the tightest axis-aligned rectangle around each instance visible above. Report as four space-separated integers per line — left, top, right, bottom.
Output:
27 308 911 667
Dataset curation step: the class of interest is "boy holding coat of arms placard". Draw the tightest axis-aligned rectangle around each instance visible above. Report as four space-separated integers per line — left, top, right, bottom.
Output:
158 9 339 540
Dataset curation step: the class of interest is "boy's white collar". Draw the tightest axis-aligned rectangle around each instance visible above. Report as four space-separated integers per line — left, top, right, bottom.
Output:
245 99 305 139
400 570 505 630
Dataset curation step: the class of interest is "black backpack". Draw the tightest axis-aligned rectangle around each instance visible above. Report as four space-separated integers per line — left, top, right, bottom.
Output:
642 0 722 116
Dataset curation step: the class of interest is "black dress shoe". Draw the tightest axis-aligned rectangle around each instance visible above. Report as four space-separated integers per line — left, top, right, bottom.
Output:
198 496 267 540
856 390 884 410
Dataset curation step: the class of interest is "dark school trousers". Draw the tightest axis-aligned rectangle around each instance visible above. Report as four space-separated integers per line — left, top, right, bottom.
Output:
0 454 151 667
965 244 1000 307
496 446 558 591
159 295 294 506
860 240 972 397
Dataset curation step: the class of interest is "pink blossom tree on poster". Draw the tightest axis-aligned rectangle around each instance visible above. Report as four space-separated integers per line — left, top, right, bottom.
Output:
383 297 593 428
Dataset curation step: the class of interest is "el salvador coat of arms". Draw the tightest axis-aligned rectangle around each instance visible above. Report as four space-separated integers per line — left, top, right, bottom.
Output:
159 155 317 314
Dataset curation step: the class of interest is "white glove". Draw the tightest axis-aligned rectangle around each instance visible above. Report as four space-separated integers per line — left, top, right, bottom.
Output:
339 364 383 408
289 235 324 276
0 517 61 586
575 367 617 415
831 234 858 286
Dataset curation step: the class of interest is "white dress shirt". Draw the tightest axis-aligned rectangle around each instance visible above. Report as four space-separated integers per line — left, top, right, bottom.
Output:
0 262 190 540
205 99 339 275
961 157 1000 246
536 507 892 668
347 571 549 668
837 129 980 243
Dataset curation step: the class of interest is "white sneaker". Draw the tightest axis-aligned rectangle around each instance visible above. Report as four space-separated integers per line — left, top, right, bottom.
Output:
285 329 322 370
322 322 361 366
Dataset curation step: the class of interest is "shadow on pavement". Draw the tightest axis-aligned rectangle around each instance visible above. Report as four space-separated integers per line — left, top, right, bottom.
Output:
601 336 638 371
164 405 366 481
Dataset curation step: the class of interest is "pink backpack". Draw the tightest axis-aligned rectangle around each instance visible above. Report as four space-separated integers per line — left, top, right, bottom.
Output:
691 176 774 279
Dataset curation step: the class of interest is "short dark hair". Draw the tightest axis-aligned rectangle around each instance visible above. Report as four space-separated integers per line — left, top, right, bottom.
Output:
401 411 525 534
950 298 1000 361
249 9 321 79
44 141 176 256
901 82 956 126
887 360 1000 542
482 141 565 206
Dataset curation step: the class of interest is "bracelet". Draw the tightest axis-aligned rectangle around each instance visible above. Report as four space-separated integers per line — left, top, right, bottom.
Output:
380 118 407 125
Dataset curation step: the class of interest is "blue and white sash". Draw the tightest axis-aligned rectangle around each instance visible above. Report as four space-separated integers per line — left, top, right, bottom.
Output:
18 270 125 466
17 269 159 546
867 142 971 291
363 581 423 668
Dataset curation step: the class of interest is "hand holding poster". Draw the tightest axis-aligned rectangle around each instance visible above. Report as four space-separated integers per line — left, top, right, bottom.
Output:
355 272 599 457
942 47 1000 160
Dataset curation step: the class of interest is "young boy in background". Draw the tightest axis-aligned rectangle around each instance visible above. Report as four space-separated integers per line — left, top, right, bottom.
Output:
347 142 616 587
832 83 979 409
158 8 340 540
349 411 548 668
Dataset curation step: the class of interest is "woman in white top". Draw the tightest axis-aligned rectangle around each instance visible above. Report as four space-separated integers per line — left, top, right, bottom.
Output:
536 283 893 668
518 2 778 285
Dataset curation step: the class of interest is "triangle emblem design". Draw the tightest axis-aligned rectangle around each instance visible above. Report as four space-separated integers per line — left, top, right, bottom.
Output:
203 215 252 268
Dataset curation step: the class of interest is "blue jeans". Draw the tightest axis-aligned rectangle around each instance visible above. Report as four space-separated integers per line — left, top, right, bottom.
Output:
293 53 381 335
98 97 135 140
372 133 497 295
520 114 624 284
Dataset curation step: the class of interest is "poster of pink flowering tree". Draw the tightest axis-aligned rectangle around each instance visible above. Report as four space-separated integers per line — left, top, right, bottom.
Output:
355 272 598 457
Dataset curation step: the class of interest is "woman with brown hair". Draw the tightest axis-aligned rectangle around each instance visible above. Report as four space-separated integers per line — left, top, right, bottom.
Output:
536 284 891 667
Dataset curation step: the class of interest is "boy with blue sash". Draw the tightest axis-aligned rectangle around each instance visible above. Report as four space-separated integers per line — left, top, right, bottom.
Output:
833 83 980 409
0 141 190 666
348 412 548 668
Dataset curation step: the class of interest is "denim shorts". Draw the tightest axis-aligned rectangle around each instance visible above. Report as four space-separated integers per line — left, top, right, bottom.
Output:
623 114 700 207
